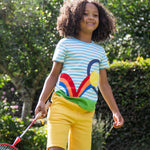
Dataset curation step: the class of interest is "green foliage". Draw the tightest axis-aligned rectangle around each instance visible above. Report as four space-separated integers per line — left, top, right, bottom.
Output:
0 78 22 117
32 126 47 149
100 0 150 62
0 74 10 88
0 0 63 119
0 100 24 144
96 57 150 150
0 76 47 148
0 0 62 85
92 116 113 150
0 0 63 81
0 100 47 150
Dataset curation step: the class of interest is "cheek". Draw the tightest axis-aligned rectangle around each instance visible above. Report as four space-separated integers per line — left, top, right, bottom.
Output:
80 20 84 27
96 19 99 27
82 16 86 23
80 18 86 27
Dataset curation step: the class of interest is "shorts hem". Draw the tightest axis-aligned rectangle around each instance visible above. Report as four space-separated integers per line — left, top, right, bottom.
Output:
47 144 66 150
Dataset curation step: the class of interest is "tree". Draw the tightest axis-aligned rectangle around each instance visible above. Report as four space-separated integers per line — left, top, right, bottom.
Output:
101 0 150 62
0 0 63 121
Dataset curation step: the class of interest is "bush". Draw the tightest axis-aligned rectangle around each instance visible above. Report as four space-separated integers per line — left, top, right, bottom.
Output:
0 78 22 117
0 100 47 150
92 116 113 150
95 57 150 150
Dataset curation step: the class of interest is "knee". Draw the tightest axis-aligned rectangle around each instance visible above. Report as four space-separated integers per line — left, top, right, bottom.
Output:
48 147 64 150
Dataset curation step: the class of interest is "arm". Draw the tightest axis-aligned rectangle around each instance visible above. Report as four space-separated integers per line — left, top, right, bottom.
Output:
99 69 124 128
34 61 63 118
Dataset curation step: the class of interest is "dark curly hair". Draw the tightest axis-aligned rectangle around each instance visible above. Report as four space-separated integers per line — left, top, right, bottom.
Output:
57 0 116 42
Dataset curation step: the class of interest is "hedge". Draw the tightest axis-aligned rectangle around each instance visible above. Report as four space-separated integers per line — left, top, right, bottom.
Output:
0 100 47 150
95 57 150 150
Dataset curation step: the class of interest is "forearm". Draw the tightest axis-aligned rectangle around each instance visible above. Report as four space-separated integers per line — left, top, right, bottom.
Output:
34 73 58 117
99 69 124 128
99 83 120 114
38 73 58 103
38 62 63 103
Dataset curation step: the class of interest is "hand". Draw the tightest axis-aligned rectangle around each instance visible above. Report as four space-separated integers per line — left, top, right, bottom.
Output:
113 112 124 128
34 101 47 119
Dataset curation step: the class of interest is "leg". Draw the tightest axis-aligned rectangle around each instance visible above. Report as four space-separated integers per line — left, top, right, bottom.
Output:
68 111 94 150
47 93 73 150
48 147 64 150
68 121 93 150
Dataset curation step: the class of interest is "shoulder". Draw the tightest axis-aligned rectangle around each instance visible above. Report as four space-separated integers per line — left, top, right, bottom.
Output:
57 37 80 49
58 37 74 44
92 42 106 52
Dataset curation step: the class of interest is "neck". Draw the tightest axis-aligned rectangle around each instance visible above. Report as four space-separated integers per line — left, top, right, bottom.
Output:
75 32 92 43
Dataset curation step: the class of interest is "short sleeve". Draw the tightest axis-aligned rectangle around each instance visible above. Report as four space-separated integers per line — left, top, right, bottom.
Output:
99 50 109 69
52 39 66 63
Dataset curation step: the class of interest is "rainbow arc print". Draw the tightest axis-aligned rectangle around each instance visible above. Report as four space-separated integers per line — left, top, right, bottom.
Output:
59 59 100 97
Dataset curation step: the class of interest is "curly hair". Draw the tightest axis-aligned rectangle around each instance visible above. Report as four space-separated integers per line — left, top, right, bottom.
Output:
57 0 116 42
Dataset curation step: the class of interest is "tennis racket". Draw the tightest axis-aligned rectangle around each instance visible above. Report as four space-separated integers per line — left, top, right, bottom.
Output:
0 101 51 150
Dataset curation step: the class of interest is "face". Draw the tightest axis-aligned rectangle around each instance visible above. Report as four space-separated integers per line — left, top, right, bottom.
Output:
80 3 99 34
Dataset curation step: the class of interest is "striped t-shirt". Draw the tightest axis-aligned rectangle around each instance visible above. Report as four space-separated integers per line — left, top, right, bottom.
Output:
52 37 109 111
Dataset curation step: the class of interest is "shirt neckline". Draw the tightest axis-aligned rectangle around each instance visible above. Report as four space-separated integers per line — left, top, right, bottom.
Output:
72 37 93 44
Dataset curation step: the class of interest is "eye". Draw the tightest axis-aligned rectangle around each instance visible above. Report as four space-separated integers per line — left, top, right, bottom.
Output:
93 14 98 17
84 13 88 16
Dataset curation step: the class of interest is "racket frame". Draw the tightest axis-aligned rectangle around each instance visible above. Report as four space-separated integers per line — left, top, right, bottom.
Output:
0 143 18 150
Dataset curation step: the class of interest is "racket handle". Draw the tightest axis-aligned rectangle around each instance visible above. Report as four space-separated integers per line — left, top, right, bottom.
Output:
35 101 52 120
19 101 52 139
13 136 21 146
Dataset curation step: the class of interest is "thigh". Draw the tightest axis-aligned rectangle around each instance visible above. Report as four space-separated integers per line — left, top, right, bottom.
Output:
47 120 70 150
47 96 72 150
68 112 94 150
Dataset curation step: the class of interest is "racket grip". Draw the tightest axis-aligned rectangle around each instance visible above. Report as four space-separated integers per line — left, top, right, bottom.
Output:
13 136 21 146
35 101 52 120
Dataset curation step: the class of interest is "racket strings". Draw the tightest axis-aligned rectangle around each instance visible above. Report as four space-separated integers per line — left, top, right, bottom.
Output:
0 145 16 150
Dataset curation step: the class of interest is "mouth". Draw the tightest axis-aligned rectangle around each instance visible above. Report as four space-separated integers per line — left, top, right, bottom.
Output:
86 22 95 26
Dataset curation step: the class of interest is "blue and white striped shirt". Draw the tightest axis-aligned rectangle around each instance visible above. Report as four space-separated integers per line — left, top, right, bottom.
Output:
52 37 109 110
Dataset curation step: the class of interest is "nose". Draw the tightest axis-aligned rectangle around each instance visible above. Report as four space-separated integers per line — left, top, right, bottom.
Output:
88 14 95 20
88 14 94 19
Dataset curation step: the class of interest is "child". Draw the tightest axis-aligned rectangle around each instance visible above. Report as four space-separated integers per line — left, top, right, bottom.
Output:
35 0 124 150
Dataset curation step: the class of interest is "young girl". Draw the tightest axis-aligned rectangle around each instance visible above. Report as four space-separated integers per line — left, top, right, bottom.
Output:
35 0 124 150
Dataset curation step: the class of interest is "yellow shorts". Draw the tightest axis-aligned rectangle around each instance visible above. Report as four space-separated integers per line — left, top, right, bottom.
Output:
47 92 95 150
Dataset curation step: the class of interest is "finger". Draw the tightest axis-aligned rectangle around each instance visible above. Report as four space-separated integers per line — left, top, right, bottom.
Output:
40 109 47 118
113 122 120 128
35 110 46 119
113 115 118 125
35 107 41 116
113 118 124 128
41 110 47 117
